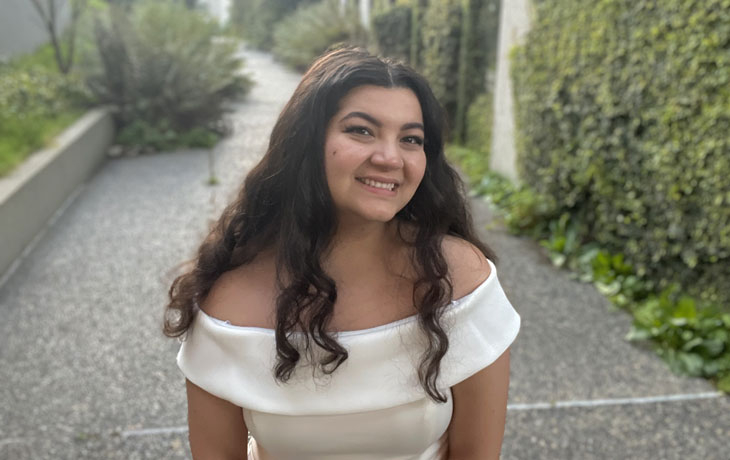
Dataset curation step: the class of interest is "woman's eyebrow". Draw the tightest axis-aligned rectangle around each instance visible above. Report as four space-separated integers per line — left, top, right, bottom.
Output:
341 112 424 132
341 111 381 126
401 122 425 132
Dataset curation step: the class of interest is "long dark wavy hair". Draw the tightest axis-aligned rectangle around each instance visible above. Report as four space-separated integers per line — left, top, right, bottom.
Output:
164 47 496 403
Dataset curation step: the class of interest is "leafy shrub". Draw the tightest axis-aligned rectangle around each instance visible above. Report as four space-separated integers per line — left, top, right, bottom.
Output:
86 0 252 151
230 0 316 50
511 0 730 306
0 70 88 120
372 5 412 63
115 119 219 152
271 0 366 71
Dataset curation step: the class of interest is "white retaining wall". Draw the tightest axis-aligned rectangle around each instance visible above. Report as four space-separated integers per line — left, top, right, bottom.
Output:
0 109 114 281
490 0 532 183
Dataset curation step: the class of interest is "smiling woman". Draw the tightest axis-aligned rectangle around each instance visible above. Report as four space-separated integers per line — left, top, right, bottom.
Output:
324 85 427 225
164 47 520 460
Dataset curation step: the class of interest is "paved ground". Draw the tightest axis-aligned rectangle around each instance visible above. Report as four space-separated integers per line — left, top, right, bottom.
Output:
1 48 728 460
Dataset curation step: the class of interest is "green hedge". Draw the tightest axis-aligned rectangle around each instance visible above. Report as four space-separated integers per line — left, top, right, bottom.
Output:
418 0 498 141
512 0 730 306
372 5 412 63
420 0 462 131
465 92 493 161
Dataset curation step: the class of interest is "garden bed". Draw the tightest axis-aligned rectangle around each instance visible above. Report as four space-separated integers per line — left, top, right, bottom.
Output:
0 108 114 280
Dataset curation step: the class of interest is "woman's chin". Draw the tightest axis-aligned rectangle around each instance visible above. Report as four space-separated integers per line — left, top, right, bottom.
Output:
337 209 400 227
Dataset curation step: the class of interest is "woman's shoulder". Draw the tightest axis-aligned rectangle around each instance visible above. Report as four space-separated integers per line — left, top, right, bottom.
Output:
440 235 492 300
200 252 277 328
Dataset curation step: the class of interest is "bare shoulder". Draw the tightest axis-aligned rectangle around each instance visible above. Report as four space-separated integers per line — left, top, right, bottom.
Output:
441 235 492 300
199 253 277 328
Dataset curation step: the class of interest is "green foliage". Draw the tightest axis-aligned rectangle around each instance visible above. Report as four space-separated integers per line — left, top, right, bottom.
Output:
465 92 492 161
5 43 60 74
271 0 366 71
511 0 730 306
420 0 462 126
447 145 730 391
446 145 558 233
447 145 490 184
534 205 730 391
455 0 497 143
409 0 424 67
419 0 498 141
475 0 500 80
543 227 730 389
116 119 218 151
628 285 730 386
230 0 316 49
86 0 252 151
0 4 99 176
372 5 412 63
0 65 89 176
0 69 88 121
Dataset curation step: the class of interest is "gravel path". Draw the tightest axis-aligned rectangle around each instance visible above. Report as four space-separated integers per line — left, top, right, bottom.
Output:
1 47 727 460
0 48 300 460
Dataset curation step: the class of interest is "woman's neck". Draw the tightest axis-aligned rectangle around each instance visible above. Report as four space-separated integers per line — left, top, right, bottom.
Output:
324 219 404 280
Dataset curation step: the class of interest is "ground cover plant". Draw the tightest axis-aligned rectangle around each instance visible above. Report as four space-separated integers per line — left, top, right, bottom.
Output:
0 52 89 177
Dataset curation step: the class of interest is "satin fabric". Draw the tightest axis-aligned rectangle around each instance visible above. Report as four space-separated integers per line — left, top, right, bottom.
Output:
178 258 520 459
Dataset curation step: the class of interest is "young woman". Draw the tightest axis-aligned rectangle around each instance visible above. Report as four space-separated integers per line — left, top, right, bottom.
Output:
164 47 520 460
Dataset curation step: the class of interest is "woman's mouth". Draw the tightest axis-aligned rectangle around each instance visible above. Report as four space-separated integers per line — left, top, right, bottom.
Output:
356 177 399 191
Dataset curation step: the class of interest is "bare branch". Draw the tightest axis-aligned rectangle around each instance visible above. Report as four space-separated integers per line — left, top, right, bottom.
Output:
27 0 86 74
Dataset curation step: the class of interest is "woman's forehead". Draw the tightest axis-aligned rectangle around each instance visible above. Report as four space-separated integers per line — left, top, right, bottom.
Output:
334 85 423 125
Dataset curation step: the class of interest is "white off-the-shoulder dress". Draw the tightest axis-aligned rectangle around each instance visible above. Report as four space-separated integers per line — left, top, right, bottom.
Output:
177 258 520 460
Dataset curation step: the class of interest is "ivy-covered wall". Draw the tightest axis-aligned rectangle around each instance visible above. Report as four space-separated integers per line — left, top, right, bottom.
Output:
512 0 730 305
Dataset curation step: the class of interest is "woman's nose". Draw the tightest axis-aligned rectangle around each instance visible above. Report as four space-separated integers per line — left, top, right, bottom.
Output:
371 140 404 169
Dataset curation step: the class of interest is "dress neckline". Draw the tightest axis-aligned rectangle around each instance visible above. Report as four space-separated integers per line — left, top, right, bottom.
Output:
199 259 497 338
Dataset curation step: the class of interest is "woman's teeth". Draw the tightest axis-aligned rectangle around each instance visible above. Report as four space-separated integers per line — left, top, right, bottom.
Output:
359 178 396 191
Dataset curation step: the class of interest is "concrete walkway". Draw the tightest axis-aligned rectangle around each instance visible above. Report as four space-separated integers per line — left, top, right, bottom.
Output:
1 49 728 460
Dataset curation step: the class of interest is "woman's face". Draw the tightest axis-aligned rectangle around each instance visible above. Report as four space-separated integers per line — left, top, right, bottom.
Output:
323 85 427 225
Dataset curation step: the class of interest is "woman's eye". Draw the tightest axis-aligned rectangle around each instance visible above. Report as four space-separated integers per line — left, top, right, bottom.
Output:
402 136 424 146
344 126 372 136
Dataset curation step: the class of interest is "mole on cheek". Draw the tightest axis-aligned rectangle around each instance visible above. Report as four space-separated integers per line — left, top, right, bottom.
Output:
331 150 337 156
